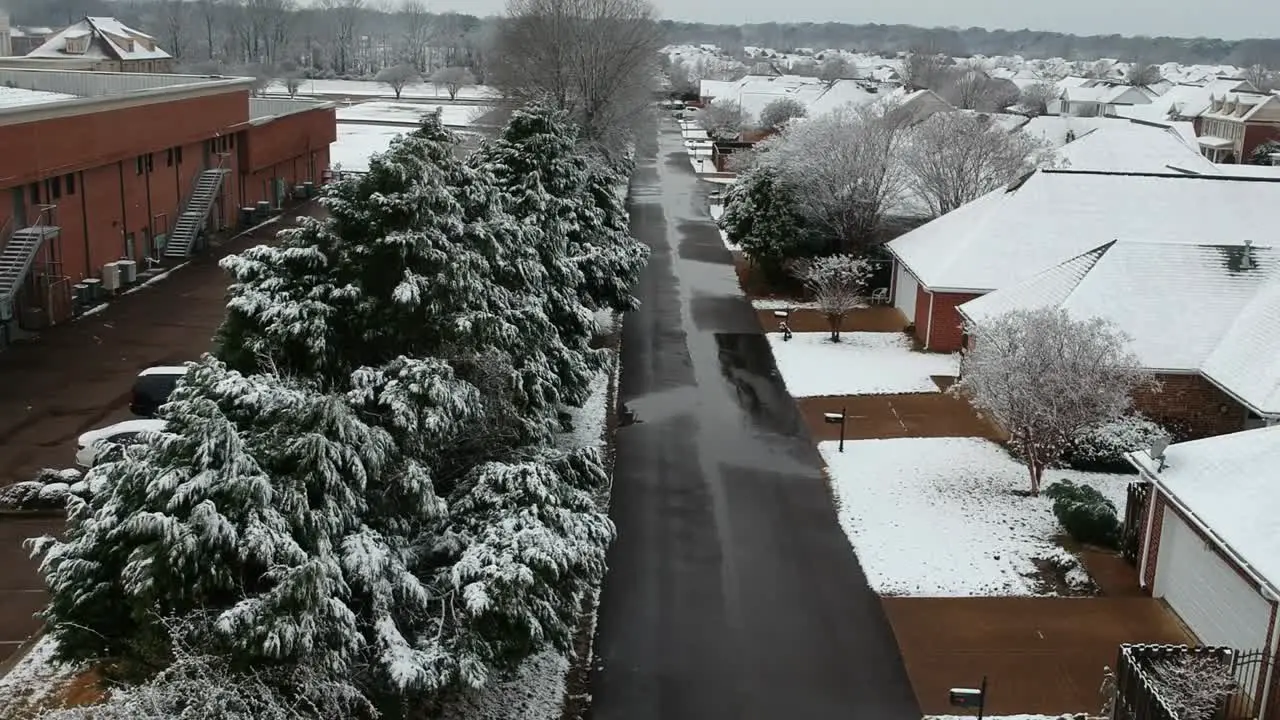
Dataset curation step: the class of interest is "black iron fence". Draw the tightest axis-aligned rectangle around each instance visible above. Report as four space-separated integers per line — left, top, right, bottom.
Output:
1114 644 1233 720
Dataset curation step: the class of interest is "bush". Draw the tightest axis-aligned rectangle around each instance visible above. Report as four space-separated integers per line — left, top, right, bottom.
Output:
1044 479 1121 549
1063 414 1167 473
0 468 87 510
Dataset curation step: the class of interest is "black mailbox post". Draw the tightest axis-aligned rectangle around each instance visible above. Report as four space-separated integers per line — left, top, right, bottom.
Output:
823 407 848 452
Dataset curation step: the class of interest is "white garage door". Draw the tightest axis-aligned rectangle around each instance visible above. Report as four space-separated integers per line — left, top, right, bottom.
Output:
894 262 918 325
1154 510 1273 651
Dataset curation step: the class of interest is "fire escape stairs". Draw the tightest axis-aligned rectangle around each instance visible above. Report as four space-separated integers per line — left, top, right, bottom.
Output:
163 167 230 259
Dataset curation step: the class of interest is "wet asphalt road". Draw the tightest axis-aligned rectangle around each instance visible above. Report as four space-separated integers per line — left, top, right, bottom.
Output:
586 116 922 719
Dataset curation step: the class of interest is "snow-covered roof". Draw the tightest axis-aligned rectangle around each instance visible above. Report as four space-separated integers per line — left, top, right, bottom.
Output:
1216 164 1280 178
1201 280 1280 415
698 78 734 99
28 16 170 61
959 241 1280 379
802 79 881 117
1115 78 1261 121
1129 425 1280 590
1053 120 1220 174
0 85 76 108
888 170 1280 293
1021 115 1120 148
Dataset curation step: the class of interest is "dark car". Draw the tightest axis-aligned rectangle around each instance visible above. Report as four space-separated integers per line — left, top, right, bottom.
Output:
130 365 189 417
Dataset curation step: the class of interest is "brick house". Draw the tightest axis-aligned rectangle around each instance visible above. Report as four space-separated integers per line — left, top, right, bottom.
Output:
1128 427 1280 716
886 169 1280 353
20 17 174 73
1195 93 1280 164
957 240 1280 440
0 68 335 338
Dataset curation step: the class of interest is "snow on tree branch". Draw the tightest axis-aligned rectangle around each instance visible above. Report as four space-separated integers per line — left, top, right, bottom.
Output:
792 255 872 341
953 308 1156 494
903 110 1053 217
1147 653 1237 720
699 98 747 140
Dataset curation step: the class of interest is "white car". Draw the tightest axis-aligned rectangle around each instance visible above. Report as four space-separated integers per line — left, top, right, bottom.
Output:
75 419 167 468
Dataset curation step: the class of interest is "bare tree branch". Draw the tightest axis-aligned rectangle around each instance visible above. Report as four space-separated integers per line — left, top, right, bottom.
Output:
792 255 872 341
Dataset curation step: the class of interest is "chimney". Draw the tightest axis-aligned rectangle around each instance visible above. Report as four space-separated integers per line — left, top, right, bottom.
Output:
1241 240 1256 270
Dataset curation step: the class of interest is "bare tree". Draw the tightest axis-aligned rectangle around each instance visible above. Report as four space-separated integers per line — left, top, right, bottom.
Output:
758 97 806 131
698 99 746 140
1018 82 1059 116
818 55 850 82
1126 61 1162 86
157 0 190 61
1147 654 1237 720
665 58 697 96
195 0 221 60
953 308 1156 495
429 66 476 100
319 0 363 75
492 0 663 150
942 68 1017 112
398 0 432 70
793 255 872 341
758 101 912 251
900 46 953 91
376 63 420 99
1243 64 1277 92
903 112 1052 217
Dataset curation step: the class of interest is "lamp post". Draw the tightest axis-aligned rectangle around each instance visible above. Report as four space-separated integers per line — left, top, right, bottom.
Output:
823 407 847 452
774 309 792 341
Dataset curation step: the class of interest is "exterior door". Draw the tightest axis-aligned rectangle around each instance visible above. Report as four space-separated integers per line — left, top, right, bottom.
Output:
894 261 918 325
1153 510 1273 651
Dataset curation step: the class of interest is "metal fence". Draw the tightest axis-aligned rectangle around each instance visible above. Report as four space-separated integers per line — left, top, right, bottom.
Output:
1114 644 1234 720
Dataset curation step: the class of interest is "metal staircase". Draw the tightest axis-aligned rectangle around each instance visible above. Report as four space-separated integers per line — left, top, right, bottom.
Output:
163 163 229 259
0 207 59 322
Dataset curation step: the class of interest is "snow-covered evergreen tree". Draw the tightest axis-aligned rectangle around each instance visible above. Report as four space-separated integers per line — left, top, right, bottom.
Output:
720 164 822 281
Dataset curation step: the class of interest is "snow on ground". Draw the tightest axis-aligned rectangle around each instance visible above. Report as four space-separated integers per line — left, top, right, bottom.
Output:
752 298 819 310
821 436 1130 597
265 78 497 100
768 332 957 397
335 100 492 127
437 650 569 720
331 124 404 172
557 361 613 452
0 86 75 108
0 636 82 712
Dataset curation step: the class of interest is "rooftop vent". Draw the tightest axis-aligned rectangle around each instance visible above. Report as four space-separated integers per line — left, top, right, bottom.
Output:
1241 240 1256 270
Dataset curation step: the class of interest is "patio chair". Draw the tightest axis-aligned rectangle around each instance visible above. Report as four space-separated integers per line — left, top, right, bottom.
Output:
869 287 889 305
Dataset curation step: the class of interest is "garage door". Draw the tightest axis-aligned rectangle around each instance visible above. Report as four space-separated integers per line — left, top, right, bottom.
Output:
1154 510 1274 651
894 262 918 325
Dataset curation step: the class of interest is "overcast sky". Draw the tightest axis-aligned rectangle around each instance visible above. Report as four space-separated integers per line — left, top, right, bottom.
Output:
427 0 1279 41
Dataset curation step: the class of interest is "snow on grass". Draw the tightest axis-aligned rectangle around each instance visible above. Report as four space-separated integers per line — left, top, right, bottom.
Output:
768 331 957 397
437 650 569 720
557 358 614 452
0 636 82 713
821 436 1130 597
336 100 493 127
331 124 405 172
265 78 497 100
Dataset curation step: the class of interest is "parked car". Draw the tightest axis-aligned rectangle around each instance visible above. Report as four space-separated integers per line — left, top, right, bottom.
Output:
130 365 189 417
75 419 167 468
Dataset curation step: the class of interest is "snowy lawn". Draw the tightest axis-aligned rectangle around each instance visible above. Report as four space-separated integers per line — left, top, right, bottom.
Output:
336 100 493 127
0 636 83 714
768 331 958 397
331 124 404 172
265 78 497 100
821 436 1130 597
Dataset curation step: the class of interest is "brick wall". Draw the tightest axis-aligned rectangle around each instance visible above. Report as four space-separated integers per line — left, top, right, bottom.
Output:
1243 123 1280 163
1134 373 1247 440
913 285 981 352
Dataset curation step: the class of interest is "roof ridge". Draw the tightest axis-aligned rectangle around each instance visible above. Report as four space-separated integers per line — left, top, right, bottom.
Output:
1041 168 1280 182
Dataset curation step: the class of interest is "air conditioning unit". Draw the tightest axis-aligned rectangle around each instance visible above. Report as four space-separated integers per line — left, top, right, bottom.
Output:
117 259 138 284
101 262 121 292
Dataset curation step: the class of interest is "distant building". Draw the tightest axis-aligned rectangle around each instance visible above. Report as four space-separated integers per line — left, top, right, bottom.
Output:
15 17 173 73
7 25 57 57
0 13 10 57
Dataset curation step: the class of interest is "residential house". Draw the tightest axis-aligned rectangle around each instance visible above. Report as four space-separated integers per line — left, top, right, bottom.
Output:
5 23 55 57
1195 93 1280 164
886 170 1280 352
1111 77 1259 124
1050 119 1221 175
1128 426 1280 715
19 17 172 73
957 240 1279 437
1057 84 1153 117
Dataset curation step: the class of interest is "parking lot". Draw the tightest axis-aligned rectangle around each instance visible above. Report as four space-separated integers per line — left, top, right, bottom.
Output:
0 202 322 666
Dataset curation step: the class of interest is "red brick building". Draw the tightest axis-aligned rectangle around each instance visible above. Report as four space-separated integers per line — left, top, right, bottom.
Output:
1194 93 1280 164
0 68 335 337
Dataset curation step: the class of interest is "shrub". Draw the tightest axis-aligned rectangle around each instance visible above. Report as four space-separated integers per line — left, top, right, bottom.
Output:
1044 479 1121 549
0 468 87 510
1063 414 1167 473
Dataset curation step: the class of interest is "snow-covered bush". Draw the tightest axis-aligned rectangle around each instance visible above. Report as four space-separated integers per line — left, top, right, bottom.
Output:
1043 479 1121 549
792 254 873 341
1037 546 1097 594
1064 414 1168 473
719 164 823 282
1147 653 1236 720
0 469 85 510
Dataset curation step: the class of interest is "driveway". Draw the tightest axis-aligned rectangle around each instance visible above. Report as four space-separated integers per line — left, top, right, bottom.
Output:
586 115 920 718
884 597 1193 716
797 393 1007 442
0 203 323 668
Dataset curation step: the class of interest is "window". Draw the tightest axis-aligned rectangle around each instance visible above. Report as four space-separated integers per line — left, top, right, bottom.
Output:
229 134 235 149
146 154 154 172
166 148 174 167
51 176 61 199
66 174 75 195
175 146 183 164
64 35 87 54
136 156 144 175
29 182 39 204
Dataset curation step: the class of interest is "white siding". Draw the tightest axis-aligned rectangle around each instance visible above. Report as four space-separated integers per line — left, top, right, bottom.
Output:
1154 510 1274 651
894 262 918 324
